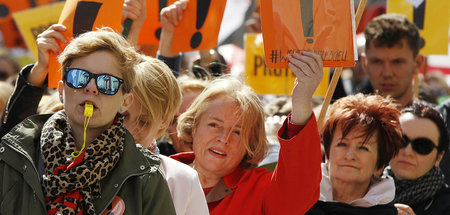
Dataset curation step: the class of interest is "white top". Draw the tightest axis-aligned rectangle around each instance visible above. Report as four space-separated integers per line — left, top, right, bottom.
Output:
319 163 395 207
159 155 209 215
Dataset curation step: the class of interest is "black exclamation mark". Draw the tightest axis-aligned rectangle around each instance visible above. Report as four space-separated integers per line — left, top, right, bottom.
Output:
73 1 103 37
0 4 9 18
29 0 36 7
300 0 313 44
413 0 426 29
155 0 168 39
190 0 211 49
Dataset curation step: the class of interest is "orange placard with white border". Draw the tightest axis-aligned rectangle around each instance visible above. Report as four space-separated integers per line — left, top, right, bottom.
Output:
171 0 227 52
260 0 357 68
47 0 124 88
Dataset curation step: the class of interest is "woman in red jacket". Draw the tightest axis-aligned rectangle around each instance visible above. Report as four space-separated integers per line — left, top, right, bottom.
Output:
171 56 322 215
162 1 323 214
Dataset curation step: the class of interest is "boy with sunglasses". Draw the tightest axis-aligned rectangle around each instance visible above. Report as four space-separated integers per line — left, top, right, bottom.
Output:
387 101 450 215
0 25 176 214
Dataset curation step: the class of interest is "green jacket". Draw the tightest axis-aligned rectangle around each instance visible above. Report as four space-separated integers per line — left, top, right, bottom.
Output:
0 114 176 215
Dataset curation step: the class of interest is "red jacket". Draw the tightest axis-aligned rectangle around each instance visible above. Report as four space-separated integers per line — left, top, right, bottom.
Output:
171 114 322 215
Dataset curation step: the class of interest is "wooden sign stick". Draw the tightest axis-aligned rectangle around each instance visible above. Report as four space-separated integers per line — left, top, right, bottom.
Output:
317 0 367 130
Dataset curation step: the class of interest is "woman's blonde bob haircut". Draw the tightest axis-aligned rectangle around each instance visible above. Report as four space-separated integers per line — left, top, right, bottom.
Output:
132 55 182 138
177 76 269 166
58 28 139 93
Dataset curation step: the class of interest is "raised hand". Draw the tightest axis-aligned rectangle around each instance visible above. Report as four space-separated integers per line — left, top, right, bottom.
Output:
29 24 67 86
122 0 146 46
288 51 323 124
158 0 187 57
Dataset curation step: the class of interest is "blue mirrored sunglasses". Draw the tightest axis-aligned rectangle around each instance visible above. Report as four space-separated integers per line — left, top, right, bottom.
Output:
64 68 125 95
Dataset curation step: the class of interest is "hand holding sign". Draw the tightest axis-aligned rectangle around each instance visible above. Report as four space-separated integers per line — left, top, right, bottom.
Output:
29 24 67 87
158 0 187 57
122 0 147 46
137 0 176 45
289 51 323 124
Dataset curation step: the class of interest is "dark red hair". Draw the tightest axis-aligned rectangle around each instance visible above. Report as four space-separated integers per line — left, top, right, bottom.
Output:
322 93 402 170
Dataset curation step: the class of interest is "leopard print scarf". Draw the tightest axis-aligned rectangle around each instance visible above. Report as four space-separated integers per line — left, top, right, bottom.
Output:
40 110 125 215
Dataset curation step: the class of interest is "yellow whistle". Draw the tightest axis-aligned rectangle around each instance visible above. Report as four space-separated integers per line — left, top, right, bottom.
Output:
84 103 93 117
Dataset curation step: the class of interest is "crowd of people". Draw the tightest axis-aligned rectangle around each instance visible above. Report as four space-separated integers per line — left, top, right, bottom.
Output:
0 0 449 214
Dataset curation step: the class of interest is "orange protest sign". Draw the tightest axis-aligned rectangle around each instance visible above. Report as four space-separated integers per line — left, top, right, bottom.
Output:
0 0 59 48
48 0 124 88
171 0 227 52
137 0 176 45
260 0 356 68
0 0 30 48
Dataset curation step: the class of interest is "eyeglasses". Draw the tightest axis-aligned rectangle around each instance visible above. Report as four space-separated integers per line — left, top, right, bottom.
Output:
64 68 125 95
401 134 438 155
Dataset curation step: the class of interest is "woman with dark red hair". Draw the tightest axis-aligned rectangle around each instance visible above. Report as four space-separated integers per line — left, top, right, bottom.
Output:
307 93 403 215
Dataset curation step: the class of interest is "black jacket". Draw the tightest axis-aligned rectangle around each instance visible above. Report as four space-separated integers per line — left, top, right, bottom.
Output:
0 65 44 137
435 101 450 185
410 185 450 215
305 200 397 215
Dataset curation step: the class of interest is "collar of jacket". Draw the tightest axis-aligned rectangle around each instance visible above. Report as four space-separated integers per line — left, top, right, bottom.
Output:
206 166 245 203
171 151 246 203
319 163 395 207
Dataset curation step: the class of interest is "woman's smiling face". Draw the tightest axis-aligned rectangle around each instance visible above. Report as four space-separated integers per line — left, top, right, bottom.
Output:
192 96 247 179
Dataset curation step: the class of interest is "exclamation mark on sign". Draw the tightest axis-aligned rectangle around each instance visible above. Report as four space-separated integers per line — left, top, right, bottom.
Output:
73 1 103 37
413 0 426 29
190 0 211 49
300 0 314 44
155 0 168 39
0 4 9 18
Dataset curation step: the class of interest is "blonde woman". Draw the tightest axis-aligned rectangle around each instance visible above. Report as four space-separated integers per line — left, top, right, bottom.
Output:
123 55 209 215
